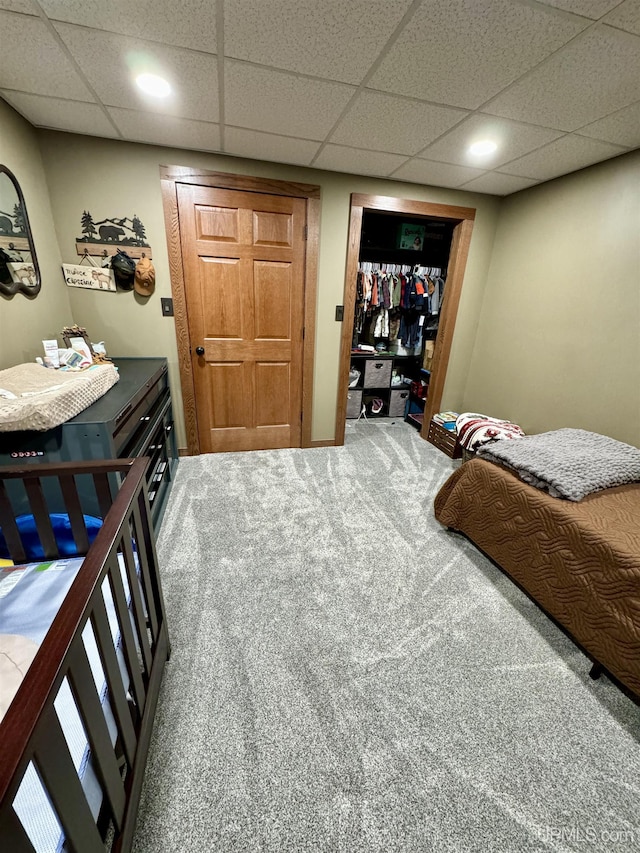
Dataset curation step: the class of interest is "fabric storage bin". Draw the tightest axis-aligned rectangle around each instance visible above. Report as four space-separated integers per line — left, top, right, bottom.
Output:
346 389 363 418
388 389 409 417
363 359 392 388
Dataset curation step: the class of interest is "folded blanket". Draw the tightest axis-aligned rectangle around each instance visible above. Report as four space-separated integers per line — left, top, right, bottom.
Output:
476 428 640 501
455 412 524 451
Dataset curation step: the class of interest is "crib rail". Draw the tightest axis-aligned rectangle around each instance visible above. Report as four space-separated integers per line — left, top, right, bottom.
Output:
0 457 170 853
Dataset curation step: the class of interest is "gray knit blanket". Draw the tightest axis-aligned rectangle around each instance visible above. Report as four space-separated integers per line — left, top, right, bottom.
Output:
476 428 640 501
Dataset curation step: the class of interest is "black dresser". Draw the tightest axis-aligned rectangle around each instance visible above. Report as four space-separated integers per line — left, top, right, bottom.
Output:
0 358 178 533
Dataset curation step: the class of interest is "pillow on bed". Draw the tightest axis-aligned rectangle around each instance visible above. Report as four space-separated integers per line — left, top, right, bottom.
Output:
0 633 39 722
0 513 103 561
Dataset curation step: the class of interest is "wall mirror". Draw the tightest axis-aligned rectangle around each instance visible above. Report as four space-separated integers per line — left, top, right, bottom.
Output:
0 165 40 297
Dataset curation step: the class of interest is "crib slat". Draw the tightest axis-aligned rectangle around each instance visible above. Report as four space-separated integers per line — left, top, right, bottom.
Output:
0 480 26 564
67 641 126 832
91 597 137 767
107 554 146 711
23 477 58 560
33 705 105 853
121 532 153 675
0 806 35 853
59 474 90 554
93 472 114 520
132 497 159 638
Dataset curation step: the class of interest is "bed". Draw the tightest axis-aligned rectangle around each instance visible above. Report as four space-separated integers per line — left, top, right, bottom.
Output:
0 457 170 852
434 457 640 698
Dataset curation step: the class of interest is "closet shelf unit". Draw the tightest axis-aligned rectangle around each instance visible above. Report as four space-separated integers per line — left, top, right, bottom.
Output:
348 352 414 419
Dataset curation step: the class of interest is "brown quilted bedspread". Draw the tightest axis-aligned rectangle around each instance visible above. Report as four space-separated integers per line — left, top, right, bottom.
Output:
434 458 640 697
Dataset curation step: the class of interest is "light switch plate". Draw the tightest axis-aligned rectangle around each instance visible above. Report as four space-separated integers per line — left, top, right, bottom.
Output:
161 298 174 317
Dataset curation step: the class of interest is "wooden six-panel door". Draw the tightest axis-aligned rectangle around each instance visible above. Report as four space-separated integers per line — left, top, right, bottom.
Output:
177 185 307 453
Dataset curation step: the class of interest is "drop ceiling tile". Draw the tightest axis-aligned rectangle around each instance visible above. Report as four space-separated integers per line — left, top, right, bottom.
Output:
578 101 640 147
391 158 484 187
55 24 218 121
0 11 92 99
484 25 640 131
2 91 118 136
603 0 640 35
501 134 625 180
367 0 587 110
459 172 539 195
39 0 217 52
225 127 320 166
225 61 355 140
313 145 408 177
419 115 564 169
330 90 467 156
108 108 220 151
0 1 37 13
224 0 413 85
534 0 621 17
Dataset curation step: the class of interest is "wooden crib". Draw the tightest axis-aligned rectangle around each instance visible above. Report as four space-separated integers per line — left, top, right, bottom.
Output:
0 457 170 852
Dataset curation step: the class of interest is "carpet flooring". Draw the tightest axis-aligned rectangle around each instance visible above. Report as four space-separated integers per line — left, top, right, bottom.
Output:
132 421 640 853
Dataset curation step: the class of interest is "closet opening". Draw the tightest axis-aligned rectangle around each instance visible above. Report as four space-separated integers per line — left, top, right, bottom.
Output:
335 194 476 446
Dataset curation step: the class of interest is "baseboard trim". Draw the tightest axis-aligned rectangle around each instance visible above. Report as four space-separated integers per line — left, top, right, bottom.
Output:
308 439 336 448
178 447 189 457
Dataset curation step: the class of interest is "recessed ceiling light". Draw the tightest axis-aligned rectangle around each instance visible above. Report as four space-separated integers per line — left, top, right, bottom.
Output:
469 139 498 156
136 73 171 97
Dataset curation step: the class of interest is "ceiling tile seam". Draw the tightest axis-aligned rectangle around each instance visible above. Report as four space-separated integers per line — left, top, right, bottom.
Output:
397 108 578 172
35 13 219 59
473 17 603 118
570 134 630 151
471 108 576 135
300 139 420 159
387 112 479 173
513 0 611 25
404 124 618 177
601 20 640 37
570 99 640 135
490 132 631 177
104 105 221 130
0 85 98 107
222 55 363 90
33 123 121 140
308 0 424 168
217 0 225 151
384 120 479 179
456 173 539 189
2 4 37 18
358 86 471 116
223 124 323 147
31 2 123 139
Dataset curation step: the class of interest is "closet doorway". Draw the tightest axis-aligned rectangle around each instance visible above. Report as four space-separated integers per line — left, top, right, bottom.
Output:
335 194 475 445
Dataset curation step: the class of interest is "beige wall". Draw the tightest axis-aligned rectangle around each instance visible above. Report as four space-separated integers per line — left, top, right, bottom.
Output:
38 130 501 447
463 150 640 446
0 101 70 368
4 107 635 450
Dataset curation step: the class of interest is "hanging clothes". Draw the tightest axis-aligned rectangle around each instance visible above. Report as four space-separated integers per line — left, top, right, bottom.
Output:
355 262 445 349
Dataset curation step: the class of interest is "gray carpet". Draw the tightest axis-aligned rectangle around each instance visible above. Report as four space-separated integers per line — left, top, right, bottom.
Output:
132 421 640 853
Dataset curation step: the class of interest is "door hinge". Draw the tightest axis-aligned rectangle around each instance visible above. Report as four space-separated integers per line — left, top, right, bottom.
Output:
303 225 308 240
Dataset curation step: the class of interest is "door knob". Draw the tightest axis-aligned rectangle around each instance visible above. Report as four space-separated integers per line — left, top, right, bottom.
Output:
195 346 205 356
